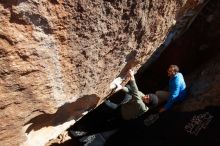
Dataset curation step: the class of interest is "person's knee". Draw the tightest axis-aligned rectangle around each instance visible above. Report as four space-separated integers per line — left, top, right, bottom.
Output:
122 94 132 104
155 90 169 104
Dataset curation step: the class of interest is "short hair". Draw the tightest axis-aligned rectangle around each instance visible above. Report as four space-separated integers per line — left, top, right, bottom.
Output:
169 65 179 73
148 94 158 108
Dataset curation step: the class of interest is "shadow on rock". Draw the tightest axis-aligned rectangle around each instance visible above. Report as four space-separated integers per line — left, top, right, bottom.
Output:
24 94 100 133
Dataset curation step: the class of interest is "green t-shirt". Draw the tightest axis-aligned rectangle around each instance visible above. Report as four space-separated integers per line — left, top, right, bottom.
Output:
121 80 148 120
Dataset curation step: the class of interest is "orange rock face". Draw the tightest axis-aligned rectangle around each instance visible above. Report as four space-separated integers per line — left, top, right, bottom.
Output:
0 0 204 145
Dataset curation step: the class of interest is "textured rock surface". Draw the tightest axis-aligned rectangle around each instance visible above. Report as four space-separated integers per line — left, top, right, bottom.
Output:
180 52 220 111
135 0 220 112
0 0 206 146
48 0 220 145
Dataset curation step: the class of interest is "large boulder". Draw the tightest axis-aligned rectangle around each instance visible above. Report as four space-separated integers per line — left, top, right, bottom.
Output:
0 0 207 146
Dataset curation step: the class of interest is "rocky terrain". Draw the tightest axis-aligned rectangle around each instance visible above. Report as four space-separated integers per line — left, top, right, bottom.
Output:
0 0 214 146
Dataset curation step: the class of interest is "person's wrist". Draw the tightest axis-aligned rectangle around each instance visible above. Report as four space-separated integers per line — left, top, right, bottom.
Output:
130 76 135 80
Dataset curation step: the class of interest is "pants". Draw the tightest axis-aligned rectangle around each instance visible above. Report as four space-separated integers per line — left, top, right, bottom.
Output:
104 93 132 109
155 90 170 105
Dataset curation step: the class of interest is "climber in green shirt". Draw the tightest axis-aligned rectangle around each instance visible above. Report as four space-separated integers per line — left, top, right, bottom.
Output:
105 69 158 120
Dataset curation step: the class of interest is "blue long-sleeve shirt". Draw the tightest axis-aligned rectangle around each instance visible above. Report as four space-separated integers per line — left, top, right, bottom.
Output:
164 72 186 110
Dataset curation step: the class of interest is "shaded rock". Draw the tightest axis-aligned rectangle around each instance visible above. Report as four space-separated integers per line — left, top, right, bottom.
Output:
0 0 208 146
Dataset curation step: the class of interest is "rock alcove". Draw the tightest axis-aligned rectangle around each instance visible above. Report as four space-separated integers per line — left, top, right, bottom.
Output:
48 1 220 145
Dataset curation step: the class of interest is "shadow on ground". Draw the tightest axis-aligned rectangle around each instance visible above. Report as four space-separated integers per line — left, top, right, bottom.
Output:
69 104 220 146
104 105 220 146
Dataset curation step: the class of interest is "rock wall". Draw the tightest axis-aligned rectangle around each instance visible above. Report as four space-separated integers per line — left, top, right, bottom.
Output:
134 0 220 118
137 0 219 93
0 0 205 146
